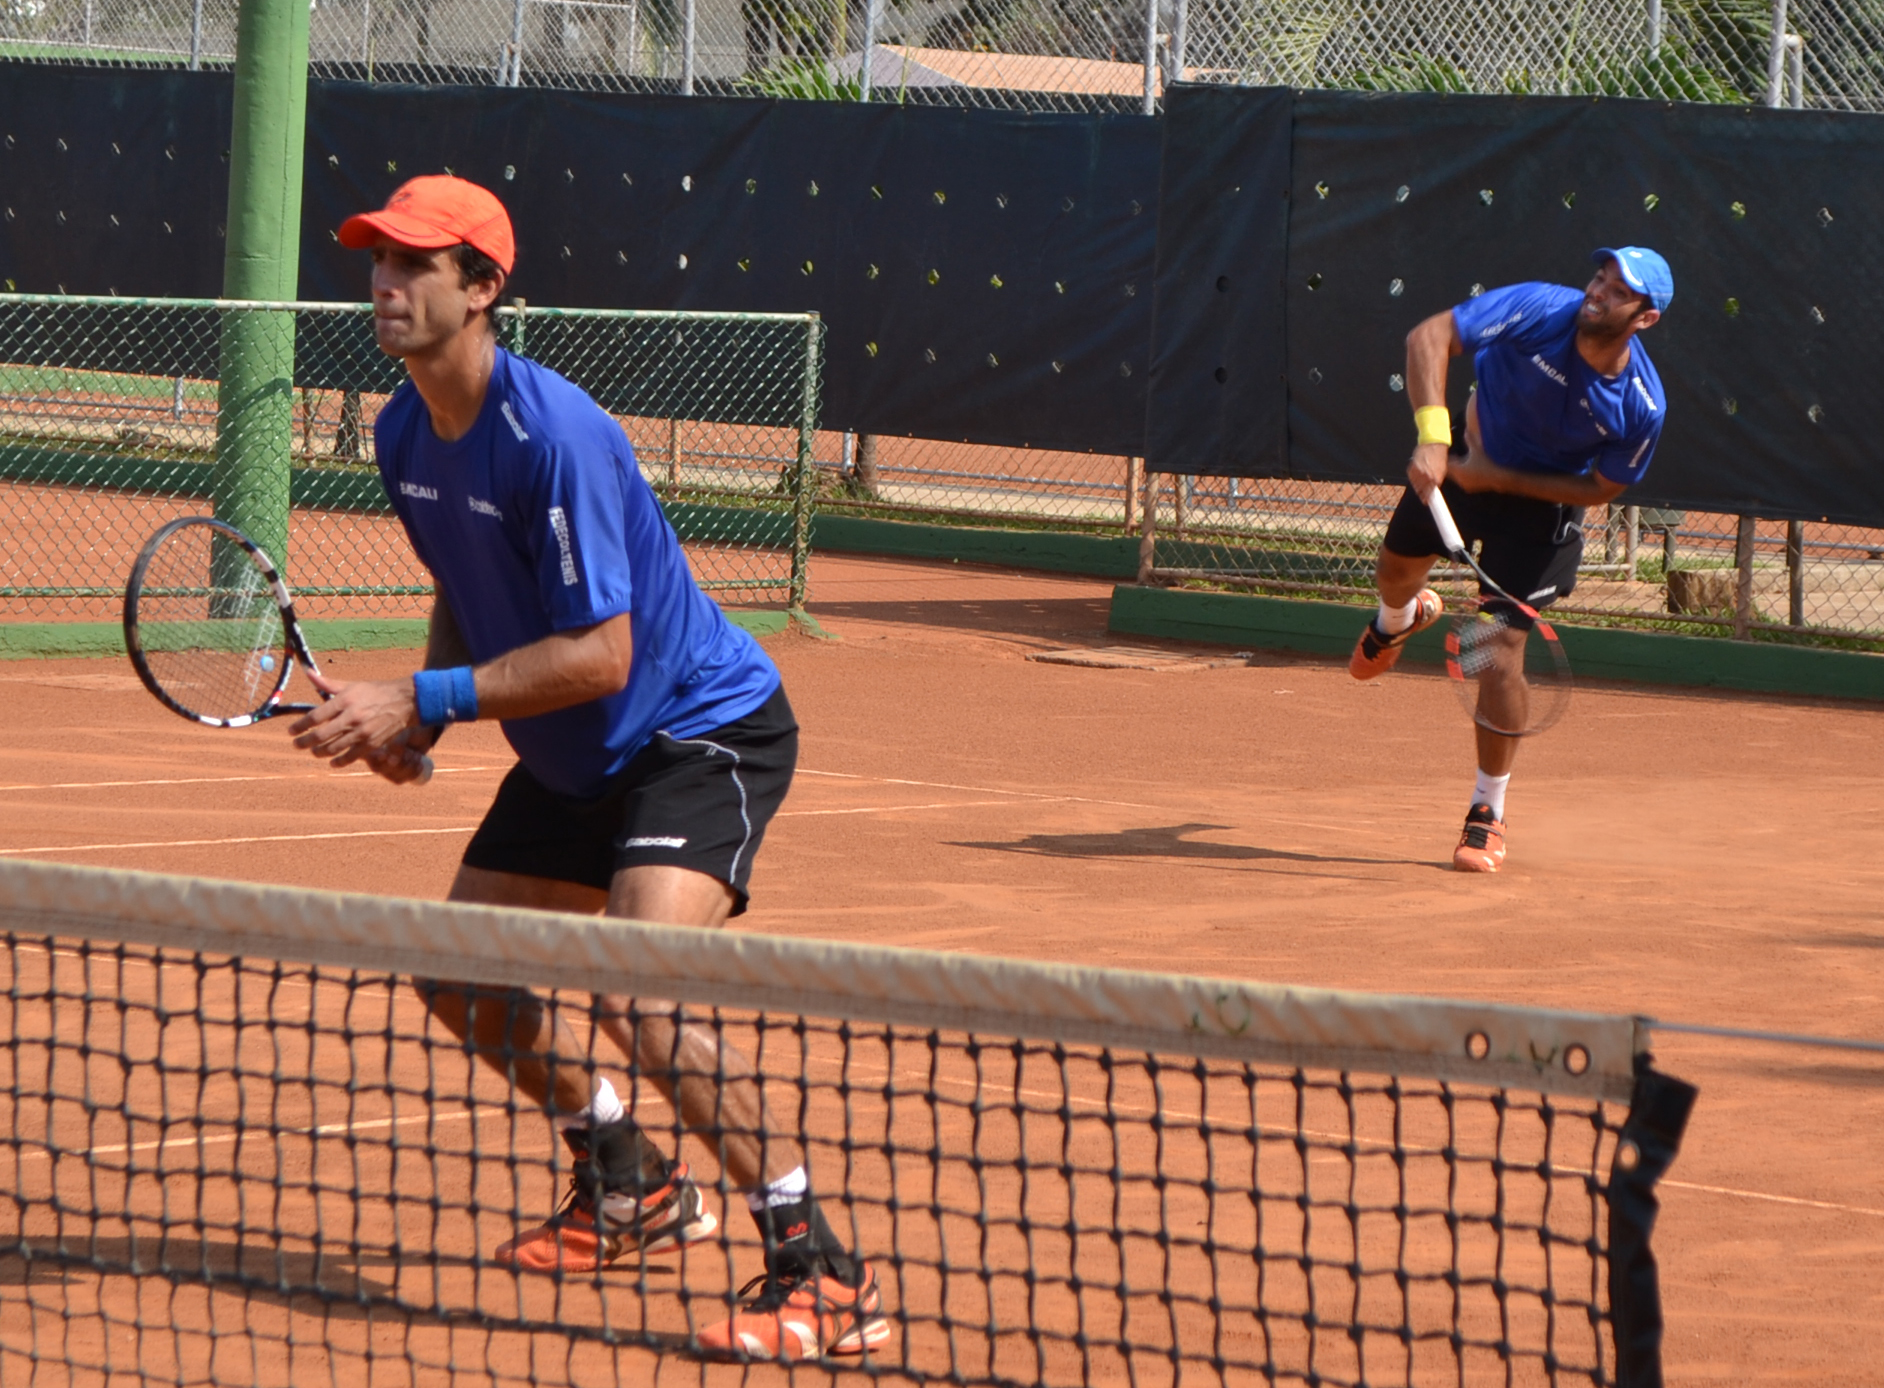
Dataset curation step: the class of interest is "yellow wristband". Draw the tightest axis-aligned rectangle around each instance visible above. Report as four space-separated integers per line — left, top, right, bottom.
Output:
1413 407 1452 447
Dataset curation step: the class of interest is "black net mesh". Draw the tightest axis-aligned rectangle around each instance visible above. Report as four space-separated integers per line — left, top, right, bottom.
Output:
0 864 1648 1388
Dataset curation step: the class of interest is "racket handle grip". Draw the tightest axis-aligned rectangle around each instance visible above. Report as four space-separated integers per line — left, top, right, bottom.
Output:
1426 489 1468 559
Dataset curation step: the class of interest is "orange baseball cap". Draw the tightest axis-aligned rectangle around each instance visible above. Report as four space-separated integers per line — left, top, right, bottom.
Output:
338 175 516 274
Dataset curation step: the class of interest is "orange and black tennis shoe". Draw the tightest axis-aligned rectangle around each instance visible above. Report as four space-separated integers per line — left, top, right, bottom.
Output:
696 1247 891 1362
1452 803 1507 873
1348 589 1443 680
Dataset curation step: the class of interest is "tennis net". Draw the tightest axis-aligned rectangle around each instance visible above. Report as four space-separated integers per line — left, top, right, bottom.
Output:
0 858 1694 1387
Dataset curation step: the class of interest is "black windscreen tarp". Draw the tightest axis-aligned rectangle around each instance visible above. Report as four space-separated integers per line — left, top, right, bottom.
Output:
0 65 1160 453
1155 85 1884 525
300 85 1162 451
10 64 1884 520
0 67 232 299
1143 85 1293 478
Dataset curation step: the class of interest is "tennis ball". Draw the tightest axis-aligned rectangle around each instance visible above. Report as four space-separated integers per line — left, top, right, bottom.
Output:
258 655 276 672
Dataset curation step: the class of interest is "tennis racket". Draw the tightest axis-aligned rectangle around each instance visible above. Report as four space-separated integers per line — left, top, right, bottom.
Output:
123 516 433 781
1426 490 1572 737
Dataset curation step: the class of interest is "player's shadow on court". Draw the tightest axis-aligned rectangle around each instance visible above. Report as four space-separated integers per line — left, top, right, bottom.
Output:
955 822 1439 871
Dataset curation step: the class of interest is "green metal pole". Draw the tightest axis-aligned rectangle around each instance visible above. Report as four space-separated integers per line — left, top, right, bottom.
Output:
214 0 310 579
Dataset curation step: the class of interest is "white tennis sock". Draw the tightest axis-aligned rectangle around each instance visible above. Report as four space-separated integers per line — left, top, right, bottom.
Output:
552 1078 626 1131
1375 596 1419 634
745 1165 810 1213
1473 770 1511 820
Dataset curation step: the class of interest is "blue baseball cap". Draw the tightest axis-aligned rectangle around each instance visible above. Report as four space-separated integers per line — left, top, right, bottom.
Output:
1592 246 1673 311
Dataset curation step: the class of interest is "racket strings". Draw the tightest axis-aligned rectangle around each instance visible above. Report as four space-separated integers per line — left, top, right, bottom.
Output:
134 528 291 722
1446 601 1572 737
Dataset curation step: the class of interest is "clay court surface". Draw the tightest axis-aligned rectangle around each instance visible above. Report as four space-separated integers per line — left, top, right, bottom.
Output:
0 551 1879 1384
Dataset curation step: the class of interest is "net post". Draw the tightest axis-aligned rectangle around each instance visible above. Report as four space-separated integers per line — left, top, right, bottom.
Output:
788 314 823 612
214 0 311 579
1606 1061 1698 1388
1733 514 1756 638
1786 518 1805 626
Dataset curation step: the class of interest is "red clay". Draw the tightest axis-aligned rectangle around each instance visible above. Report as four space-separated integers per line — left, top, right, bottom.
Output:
0 550 1878 1384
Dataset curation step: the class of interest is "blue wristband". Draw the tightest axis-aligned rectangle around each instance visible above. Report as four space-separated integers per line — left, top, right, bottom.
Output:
413 667 478 725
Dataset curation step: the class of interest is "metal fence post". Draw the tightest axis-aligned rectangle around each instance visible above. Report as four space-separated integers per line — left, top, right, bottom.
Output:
1170 0 1187 82
1124 456 1140 533
1733 515 1757 637
1786 34 1804 108
859 0 882 98
189 0 206 70
681 0 696 95
1786 519 1805 626
1646 0 1661 61
1765 0 1790 107
1141 0 1158 114
1137 468 1157 584
788 315 823 611
505 0 526 85
1624 504 1640 578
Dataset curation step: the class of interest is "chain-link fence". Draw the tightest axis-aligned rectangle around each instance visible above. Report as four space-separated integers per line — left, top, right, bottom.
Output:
1132 473 1884 649
0 295 821 646
7 0 1879 112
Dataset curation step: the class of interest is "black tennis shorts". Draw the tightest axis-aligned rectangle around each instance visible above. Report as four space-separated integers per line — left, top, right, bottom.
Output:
1383 478 1587 611
462 684 798 915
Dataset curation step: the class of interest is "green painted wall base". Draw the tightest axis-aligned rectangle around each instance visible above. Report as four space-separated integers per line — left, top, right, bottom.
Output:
811 514 1142 578
1108 585 1884 702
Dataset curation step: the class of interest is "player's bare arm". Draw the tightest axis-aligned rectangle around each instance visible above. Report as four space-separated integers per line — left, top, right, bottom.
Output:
1449 453 1630 507
290 612 635 767
1404 309 1463 499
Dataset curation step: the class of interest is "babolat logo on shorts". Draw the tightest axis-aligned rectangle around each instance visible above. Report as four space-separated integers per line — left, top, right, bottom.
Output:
623 836 688 849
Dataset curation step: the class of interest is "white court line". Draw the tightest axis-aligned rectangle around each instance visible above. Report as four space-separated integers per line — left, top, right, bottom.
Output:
0 767 1149 811
779 799 1049 818
10 1105 519 1164
0 767 501 793
1661 1178 1884 1219
0 795 1071 854
799 769 1155 810
0 826 481 856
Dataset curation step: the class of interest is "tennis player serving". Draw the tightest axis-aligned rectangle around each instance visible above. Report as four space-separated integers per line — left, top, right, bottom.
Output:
1349 248 1672 872
289 176 885 1361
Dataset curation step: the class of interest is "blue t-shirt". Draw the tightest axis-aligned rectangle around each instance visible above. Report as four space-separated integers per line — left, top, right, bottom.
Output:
1451 282 1665 486
375 349 780 798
